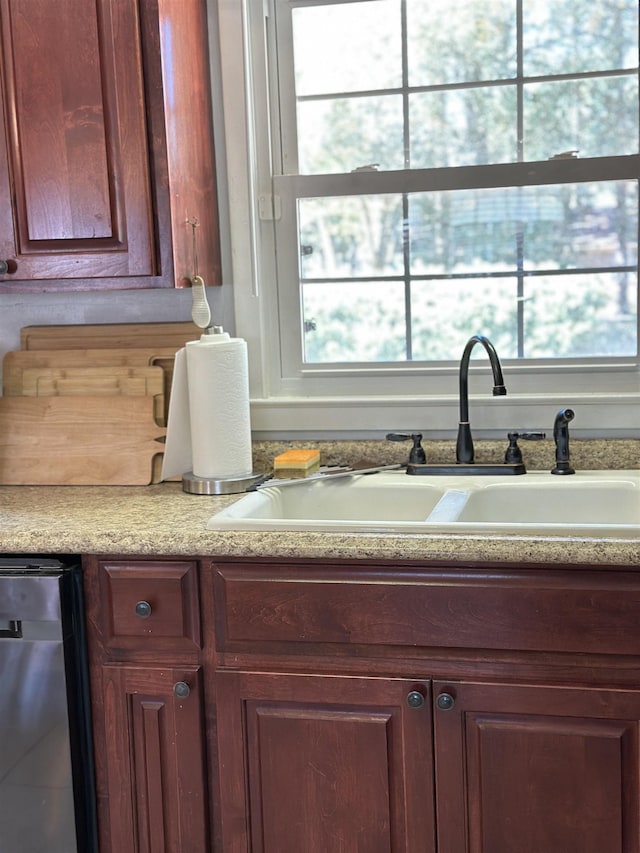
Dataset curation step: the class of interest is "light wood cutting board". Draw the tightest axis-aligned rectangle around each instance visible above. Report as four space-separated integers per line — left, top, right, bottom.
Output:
0 396 166 485
19 321 200 351
3 347 178 397
18 365 165 425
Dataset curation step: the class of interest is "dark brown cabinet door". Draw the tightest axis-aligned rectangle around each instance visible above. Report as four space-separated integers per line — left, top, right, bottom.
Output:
102 664 208 853
433 680 640 853
215 672 436 853
0 0 154 283
0 0 219 291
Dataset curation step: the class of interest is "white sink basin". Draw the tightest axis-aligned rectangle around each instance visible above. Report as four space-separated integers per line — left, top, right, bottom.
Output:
207 470 640 538
453 479 639 525
207 473 448 533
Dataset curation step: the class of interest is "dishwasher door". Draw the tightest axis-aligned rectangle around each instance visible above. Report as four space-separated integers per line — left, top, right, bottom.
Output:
0 558 95 853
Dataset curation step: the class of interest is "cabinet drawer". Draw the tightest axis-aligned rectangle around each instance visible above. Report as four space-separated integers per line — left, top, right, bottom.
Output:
99 561 200 651
214 562 640 658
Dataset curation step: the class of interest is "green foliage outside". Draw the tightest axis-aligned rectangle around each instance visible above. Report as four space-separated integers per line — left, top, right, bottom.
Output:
292 0 639 362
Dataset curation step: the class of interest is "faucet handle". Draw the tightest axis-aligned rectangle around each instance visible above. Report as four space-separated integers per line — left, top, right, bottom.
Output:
386 432 427 464
504 431 546 464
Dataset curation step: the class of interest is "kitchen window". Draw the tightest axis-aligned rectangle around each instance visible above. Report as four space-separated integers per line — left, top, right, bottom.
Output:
216 0 640 436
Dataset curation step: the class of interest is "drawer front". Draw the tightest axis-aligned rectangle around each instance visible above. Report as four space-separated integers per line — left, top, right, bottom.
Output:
214 562 640 657
100 560 200 651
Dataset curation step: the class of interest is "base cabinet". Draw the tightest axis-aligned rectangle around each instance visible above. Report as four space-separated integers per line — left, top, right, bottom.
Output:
101 665 208 853
433 680 640 853
209 558 640 853
84 557 209 853
215 672 640 853
215 672 436 853
85 556 640 852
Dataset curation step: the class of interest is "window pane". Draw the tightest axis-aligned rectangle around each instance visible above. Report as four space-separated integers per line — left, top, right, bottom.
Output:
409 182 638 275
301 273 638 363
410 279 519 360
524 77 639 161
407 0 517 86
302 281 407 363
409 87 517 169
523 273 638 357
299 195 404 279
409 189 521 274
291 0 401 97
523 0 639 76
520 182 638 271
297 96 404 174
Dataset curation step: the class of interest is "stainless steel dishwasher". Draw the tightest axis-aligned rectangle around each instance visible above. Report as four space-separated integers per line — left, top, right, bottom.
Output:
0 557 97 853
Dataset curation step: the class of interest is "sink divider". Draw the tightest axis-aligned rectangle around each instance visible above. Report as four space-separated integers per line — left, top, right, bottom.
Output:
425 489 472 523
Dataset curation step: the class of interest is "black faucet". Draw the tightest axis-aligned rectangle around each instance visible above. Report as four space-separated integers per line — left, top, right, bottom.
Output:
551 408 575 474
456 335 507 464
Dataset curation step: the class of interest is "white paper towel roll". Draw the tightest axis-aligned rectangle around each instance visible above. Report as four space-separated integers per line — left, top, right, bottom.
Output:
161 332 253 481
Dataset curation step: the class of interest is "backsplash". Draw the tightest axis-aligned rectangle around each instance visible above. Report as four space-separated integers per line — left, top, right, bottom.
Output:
253 439 639 473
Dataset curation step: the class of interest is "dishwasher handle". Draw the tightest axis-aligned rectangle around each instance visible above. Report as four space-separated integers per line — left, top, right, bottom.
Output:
0 619 22 639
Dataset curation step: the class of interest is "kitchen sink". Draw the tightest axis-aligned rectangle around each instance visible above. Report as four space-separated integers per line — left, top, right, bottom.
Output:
207 470 640 538
207 473 448 533
452 479 639 525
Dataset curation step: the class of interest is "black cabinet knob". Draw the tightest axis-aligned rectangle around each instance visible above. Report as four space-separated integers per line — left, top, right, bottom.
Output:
173 681 190 699
436 692 455 711
406 690 426 709
134 600 152 618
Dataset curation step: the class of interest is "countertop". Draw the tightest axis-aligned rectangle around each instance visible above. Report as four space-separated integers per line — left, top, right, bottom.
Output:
0 479 637 567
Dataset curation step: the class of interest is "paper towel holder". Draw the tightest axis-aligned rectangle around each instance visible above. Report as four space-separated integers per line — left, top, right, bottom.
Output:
182 470 267 495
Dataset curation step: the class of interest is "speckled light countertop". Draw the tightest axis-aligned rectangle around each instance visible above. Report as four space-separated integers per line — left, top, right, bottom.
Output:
0 440 636 566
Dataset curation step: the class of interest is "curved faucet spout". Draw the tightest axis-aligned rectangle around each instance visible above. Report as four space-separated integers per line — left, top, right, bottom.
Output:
456 335 507 464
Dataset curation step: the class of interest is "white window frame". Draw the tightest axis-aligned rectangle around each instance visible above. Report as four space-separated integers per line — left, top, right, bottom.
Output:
214 0 640 439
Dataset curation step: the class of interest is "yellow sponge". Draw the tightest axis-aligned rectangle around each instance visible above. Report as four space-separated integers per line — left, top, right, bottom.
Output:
273 448 320 478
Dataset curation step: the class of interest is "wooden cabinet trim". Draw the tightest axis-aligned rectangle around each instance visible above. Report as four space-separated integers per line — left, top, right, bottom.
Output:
213 562 640 658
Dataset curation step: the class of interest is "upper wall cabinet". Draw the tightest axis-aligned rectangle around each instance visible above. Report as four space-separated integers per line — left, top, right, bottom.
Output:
0 0 220 292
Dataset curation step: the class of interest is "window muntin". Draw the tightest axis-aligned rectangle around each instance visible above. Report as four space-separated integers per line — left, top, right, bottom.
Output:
274 0 639 370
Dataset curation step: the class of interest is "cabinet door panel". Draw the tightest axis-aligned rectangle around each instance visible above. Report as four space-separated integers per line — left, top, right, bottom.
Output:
0 0 220 291
433 680 640 853
216 672 436 853
0 0 153 280
102 664 208 853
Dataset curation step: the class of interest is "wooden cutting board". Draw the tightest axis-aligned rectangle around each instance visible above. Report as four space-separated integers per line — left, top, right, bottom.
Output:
19 321 201 351
3 347 178 397
18 365 165 424
0 396 166 485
